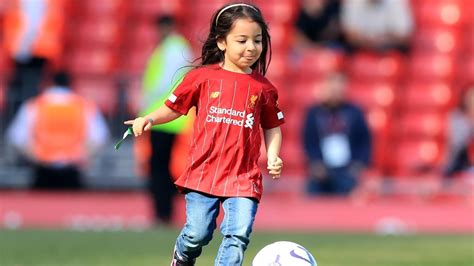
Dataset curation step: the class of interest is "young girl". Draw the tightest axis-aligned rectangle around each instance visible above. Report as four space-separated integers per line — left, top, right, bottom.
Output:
125 3 284 265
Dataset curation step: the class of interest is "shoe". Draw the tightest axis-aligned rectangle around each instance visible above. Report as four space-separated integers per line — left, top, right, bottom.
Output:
170 250 195 266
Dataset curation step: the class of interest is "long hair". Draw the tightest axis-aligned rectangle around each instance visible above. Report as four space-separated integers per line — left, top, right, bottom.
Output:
198 3 272 76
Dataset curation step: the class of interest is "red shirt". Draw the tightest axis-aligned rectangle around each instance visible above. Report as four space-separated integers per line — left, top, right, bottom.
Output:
165 65 284 200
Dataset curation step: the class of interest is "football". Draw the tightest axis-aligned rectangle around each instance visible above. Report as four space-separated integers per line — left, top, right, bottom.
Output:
252 241 317 266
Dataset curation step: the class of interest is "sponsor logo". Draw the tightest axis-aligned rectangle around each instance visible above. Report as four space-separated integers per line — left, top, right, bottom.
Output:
206 106 246 127
210 91 220 98
205 106 255 129
245 113 254 128
209 106 245 117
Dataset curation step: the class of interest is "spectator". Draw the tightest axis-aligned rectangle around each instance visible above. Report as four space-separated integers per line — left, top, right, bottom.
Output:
341 0 413 53
3 0 65 121
294 0 345 50
139 15 193 225
5 72 110 189
443 84 474 178
303 72 371 195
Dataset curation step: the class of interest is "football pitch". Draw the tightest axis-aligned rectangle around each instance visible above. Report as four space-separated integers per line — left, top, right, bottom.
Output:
0 229 472 266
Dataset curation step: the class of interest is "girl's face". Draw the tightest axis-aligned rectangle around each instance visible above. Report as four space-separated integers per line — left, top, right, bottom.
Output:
217 18 263 74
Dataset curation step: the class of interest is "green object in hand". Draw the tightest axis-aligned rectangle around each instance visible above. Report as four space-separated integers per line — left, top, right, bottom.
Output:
114 127 133 150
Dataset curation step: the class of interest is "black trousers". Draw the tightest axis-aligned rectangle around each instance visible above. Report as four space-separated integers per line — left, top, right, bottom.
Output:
33 164 82 190
149 131 177 223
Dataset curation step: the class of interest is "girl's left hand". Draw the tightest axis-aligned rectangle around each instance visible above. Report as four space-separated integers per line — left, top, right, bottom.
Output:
267 157 283 179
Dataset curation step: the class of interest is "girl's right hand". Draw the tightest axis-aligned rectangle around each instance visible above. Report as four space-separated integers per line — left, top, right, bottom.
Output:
124 117 153 137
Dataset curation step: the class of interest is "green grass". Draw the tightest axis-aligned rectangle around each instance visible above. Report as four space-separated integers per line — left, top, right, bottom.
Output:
0 229 473 266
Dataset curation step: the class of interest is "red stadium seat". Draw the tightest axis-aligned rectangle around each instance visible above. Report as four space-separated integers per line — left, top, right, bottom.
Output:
413 0 466 27
364 107 393 173
281 109 304 143
461 27 474 53
366 108 391 135
67 48 117 76
402 81 454 111
63 0 82 19
392 138 445 176
186 1 228 40
458 56 474 84
130 0 185 19
395 112 447 139
347 81 397 111
72 77 118 116
266 52 288 81
122 45 155 76
290 80 324 109
268 24 294 52
409 53 455 81
265 53 290 107
0 0 7 12
121 21 159 75
412 27 461 54
371 134 392 174
279 139 306 177
465 0 474 27
253 0 299 25
348 52 404 82
82 0 129 19
125 22 159 50
125 77 143 115
74 18 122 49
293 48 346 81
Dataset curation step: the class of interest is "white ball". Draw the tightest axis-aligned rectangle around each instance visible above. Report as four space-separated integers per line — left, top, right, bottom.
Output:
252 241 317 266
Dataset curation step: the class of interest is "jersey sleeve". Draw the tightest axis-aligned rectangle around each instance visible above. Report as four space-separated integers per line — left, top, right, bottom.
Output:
165 70 200 115
260 85 285 129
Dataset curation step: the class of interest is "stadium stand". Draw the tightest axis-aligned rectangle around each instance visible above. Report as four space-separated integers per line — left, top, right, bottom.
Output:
0 0 472 193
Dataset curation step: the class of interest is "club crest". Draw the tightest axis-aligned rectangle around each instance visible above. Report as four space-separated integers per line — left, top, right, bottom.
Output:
248 95 258 109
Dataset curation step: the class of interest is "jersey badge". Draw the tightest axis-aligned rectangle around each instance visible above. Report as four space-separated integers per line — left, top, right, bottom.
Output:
248 95 258 109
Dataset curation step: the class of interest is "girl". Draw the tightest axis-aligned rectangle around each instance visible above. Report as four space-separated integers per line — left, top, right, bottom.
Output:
125 3 284 265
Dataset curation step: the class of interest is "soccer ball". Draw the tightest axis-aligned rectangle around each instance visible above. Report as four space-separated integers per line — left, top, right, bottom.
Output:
252 241 317 266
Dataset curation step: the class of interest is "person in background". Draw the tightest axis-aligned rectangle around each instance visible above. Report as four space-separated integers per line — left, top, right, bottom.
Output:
3 0 65 121
294 0 345 50
341 0 413 53
140 15 193 225
443 84 474 178
303 72 371 195
5 72 110 189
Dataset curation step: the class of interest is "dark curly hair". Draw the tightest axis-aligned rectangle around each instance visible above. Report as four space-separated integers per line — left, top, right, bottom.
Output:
197 3 272 76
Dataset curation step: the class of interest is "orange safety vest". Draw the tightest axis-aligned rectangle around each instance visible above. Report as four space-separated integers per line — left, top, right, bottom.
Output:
3 0 64 62
30 93 90 165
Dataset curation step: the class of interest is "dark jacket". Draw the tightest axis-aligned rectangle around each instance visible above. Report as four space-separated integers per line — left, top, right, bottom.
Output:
303 102 371 168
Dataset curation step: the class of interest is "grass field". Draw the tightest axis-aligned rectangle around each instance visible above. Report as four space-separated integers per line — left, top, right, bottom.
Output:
0 229 473 266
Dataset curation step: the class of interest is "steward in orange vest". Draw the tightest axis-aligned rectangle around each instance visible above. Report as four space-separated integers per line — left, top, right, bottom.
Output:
6 72 110 189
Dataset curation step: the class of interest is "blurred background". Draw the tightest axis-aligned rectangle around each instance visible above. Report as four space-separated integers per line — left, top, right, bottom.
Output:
0 0 473 254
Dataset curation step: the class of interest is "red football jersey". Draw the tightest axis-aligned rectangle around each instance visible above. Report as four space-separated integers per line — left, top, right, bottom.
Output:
165 64 284 200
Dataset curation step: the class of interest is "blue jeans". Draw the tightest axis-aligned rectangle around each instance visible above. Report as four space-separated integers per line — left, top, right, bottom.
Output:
175 191 258 266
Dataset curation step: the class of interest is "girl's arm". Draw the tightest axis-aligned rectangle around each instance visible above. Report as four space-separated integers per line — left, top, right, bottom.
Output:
264 126 283 179
124 105 182 136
